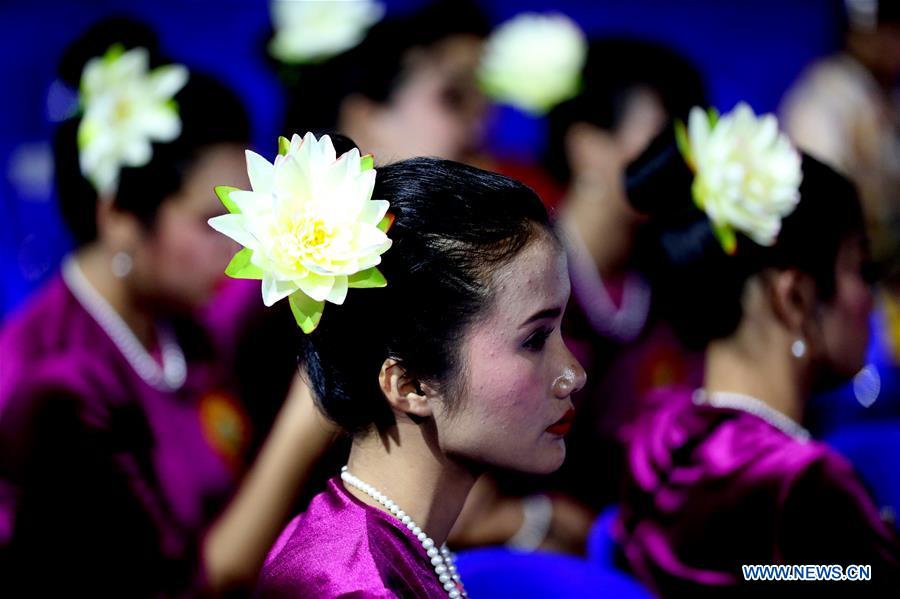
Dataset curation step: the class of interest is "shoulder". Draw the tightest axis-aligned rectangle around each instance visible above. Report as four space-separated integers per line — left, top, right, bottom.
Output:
778 447 900 568
782 447 885 515
258 488 396 599
626 389 828 492
1 270 140 422
1 275 107 401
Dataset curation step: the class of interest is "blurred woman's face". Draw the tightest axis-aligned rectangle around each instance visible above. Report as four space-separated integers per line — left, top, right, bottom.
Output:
134 143 247 311
370 35 486 162
429 234 587 475
816 236 874 379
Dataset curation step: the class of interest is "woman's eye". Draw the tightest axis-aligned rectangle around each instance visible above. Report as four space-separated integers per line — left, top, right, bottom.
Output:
523 328 552 352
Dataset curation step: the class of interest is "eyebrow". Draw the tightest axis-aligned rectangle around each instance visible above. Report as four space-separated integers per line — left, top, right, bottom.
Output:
520 307 562 328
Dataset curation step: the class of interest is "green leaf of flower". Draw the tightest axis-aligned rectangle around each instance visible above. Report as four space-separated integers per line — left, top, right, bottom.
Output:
377 213 394 233
103 44 125 64
348 267 387 289
674 119 694 171
289 292 325 333
712 222 738 256
215 186 241 214
278 136 291 156
691 177 707 212
360 154 374 172
707 107 720 128
224 248 264 279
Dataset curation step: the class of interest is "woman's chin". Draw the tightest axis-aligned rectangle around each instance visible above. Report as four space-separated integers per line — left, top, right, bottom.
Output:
513 440 567 475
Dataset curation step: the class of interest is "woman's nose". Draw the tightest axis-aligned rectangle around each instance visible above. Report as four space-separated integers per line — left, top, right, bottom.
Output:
552 358 587 399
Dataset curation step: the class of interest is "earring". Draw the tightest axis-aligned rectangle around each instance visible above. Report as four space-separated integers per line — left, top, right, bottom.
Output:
111 251 133 278
791 338 807 359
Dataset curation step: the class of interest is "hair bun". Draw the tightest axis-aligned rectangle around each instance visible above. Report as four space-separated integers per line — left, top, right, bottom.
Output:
58 17 162 87
624 124 695 217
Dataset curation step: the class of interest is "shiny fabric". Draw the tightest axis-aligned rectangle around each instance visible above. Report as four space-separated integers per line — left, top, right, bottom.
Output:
258 477 448 598
0 274 252 596
615 387 900 596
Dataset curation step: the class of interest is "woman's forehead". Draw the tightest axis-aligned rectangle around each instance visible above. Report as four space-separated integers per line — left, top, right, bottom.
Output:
487 238 569 321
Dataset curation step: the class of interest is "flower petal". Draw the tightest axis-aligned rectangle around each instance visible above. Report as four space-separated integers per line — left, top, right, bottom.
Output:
246 150 275 194
208 214 257 249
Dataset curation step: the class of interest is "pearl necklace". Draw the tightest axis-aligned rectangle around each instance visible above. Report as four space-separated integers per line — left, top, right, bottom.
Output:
62 256 187 392
693 389 811 441
340 467 467 598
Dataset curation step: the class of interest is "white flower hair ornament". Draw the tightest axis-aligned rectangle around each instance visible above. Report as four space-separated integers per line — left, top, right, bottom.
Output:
77 44 188 196
209 133 393 333
674 102 803 255
268 0 385 64
478 12 587 115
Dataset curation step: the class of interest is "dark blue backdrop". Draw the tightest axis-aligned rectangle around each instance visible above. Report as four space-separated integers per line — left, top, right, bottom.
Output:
0 0 839 320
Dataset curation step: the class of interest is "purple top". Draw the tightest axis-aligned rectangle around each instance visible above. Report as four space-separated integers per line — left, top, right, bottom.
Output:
615 387 900 595
0 274 252 596
258 477 448 598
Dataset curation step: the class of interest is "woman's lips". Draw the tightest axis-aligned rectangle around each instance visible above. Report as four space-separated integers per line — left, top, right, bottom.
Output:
546 407 575 436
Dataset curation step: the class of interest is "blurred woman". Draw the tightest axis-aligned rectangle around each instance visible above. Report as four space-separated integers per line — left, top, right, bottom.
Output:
615 106 900 595
545 39 707 509
0 20 335 596
278 0 489 164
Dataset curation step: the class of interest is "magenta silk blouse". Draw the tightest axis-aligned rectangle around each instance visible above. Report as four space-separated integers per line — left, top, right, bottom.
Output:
258 477 450 598
615 387 900 596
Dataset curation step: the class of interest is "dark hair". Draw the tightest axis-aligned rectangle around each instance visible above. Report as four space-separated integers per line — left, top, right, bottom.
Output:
303 157 554 433
544 38 707 183
626 130 867 350
280 0 489 135
53 18 251 246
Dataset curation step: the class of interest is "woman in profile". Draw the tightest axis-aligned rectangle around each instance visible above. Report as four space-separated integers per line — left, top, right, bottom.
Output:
208 131 587 597
615 104 900 595
0 20 336 596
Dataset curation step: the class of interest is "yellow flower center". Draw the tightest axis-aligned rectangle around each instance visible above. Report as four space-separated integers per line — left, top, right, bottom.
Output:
114 97 133 123
304 220 328 248
268 208 348 275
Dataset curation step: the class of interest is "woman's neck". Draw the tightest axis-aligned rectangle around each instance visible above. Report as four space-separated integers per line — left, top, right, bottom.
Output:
704 333 808 424
74 245 156 347
561 181 636 282
345 419 478 546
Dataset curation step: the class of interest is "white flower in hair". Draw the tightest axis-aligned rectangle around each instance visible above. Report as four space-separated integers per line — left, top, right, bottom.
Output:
209 132 393 333
479 12 586 115
677 102 802 254
268 0 385 64
78 45 188 196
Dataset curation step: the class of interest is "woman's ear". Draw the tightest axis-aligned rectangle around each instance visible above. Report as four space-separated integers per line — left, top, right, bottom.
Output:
95 199 143 252
339 94 378 139
768 268 817 335
378 358 434 418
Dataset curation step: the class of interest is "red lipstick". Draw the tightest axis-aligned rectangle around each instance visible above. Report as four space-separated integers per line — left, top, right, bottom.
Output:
546 408 575 436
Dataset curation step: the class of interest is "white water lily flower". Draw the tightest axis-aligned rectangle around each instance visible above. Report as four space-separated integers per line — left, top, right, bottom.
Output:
679 102 802 254
78 45 188 196
269 0 385 64
209 132 392 333
479 12 586 115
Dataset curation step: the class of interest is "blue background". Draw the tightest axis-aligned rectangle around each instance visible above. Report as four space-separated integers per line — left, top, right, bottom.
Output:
0 0 841 320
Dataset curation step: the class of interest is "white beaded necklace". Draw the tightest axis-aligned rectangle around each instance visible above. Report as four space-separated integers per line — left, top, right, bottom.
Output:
340 466 467 598
693 389 811 442
62 256 187 392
